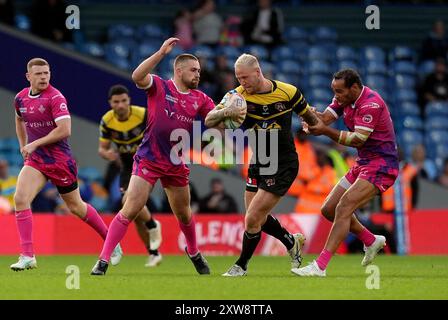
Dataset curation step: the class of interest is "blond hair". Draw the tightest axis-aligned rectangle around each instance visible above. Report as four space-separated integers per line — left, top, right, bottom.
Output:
234 53 259 69
27 58 49 71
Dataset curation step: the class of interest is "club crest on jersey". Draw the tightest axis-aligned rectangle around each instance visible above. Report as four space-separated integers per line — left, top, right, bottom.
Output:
275 102 286 112
262 105 269 115
265 178 276 186
59 103 67 111
38 105 46 113
362 114 373 124
165 109 175 118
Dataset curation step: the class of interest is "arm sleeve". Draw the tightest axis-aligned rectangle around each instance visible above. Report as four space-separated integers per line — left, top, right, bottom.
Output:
99 118 111 141
199 94 217 119
354 103 383 132
14 96 22 118
50 93 71 122
325 97 344 119
290 87 309 115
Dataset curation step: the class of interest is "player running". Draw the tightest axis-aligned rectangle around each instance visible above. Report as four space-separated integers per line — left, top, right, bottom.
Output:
99 84 163 267
292 69 398 277
11 58 121 271
205 54 319 276
91 38 214 276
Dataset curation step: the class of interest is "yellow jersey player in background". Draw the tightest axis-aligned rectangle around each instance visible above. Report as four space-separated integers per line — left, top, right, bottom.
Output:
99 84 162 267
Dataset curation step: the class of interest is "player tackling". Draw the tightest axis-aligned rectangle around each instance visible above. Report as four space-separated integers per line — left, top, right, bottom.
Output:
292 69 399 277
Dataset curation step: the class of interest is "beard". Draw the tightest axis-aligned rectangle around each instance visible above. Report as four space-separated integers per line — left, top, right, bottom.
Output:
183 75 199 89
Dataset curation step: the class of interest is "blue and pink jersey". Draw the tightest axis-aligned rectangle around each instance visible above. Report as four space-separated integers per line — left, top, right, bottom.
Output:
135 75 215 166
14 85 73 164
326 86 399 192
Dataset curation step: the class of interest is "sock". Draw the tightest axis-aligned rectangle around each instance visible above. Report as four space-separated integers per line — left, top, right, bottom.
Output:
356 228 376 247
82 204 108 240
145 217 157 230
15 209 34 257
261 214 295 250
179 218 198 256
235 231 261 271
316 249 332 271
149 249 159 256
99 212 131 262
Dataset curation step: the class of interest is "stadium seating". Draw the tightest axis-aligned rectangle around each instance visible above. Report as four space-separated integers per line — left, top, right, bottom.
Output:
284 26 309 43
336 46 358 61
389 46 416 62
360 46 386 63
425 101 448 117
311 26 338 43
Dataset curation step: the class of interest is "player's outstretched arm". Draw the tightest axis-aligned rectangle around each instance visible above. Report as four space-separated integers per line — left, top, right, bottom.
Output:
308 119 371 148
132 37 179 89
21 118 71 158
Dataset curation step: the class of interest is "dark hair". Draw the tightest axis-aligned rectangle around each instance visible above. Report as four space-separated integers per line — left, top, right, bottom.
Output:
108 85 129 99
333 69 363 88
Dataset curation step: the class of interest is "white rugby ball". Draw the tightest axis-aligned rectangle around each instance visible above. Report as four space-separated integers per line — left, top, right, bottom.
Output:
223 93 247 129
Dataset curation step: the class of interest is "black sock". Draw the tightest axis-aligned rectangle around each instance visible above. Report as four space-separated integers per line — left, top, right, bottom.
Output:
261 215 295 251
145 218 157 230
235 231 261 270
146 246 159 256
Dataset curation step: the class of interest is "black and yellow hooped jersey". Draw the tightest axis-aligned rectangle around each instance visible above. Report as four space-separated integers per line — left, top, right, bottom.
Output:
231 80 309 164
99 105 147 169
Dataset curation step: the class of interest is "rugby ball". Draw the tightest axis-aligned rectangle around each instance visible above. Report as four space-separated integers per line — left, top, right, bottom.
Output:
222 93 247 129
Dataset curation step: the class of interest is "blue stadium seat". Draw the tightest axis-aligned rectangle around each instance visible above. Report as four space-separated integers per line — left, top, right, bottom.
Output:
308 75 331 89
135 24 165 40
108 24 135 40
82 42 105 58
216 46 241 59
336 46 357 61
337 60 359 71
106 56 130 70
260 60 274 75
425 101 448 117
5 153 23 167
191 45 215 59
311 26 338 43
364 61 387 75
243 45 269 60
419 60 436 80
309 88 333 103
274 73 299 85
402 116 424 130
276 60 302 75
308 45 332 61
389 46 416 62
285 26 309 42
399 129 424 158
15 14 30 31
395 89 417 103
135 41 158 58
399 102 420 116
271 46 294 62
364 74 387 91
425 130 448 157
105 39 136 59
393 74 416 89
313 101 330 112
425 116 448 131
392 61 417 75
307 60 332 75
360 46 386 63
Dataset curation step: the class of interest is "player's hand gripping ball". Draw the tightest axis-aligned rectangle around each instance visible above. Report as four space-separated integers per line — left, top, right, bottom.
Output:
220 92 247 129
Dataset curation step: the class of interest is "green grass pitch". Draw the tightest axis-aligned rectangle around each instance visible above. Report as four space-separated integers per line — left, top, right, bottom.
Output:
1 255 447 300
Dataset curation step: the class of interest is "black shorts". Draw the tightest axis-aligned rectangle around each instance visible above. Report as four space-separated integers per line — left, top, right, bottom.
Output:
119 166 132 192
245 160 299 196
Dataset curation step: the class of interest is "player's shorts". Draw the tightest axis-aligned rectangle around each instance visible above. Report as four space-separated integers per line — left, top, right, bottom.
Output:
246 159 299 196
25 158 78 194
132 155 189 188
341 158 399 193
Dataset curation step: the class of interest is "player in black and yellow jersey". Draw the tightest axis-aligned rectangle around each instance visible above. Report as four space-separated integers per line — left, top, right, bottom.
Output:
205 54 319 276
99 85 162 267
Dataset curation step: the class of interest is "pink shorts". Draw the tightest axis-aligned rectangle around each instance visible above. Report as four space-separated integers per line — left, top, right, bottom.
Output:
25 158 78 189
132 156 189 188
343 160 399 193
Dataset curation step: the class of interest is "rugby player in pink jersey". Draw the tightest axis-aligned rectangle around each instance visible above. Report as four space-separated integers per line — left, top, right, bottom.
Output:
292 69 399 277
10 58 122 271
91 38 217 275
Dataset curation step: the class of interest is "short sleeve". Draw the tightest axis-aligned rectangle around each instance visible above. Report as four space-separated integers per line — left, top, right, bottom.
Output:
14 96 22 118
325 97 343 119
354 102 383 132
99 118 111 141
50 93 70 122
198 94 216 119
146 74 162 97
290 87 309 115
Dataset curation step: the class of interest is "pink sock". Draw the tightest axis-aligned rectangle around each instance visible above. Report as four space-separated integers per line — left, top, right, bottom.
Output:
82 204 108 239
179 218 198 256
356 228 376 247
99 212 130 262
316 249 332 271
15 209 34 257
